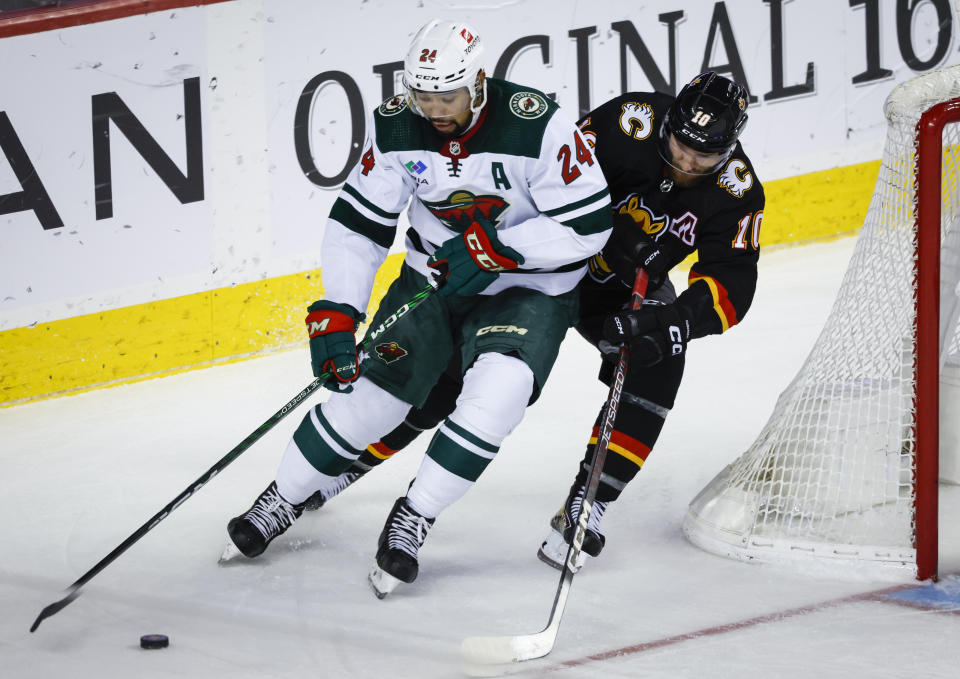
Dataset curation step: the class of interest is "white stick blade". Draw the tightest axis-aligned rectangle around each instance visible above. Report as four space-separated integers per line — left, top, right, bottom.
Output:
460 630 555 665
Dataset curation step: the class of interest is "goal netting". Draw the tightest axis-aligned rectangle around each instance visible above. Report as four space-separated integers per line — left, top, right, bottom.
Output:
682 65 960 581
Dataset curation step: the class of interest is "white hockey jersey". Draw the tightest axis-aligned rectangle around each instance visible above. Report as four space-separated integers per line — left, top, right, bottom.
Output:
321 78 612 313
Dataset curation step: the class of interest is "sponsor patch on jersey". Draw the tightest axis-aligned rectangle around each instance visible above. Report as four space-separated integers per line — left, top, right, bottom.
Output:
509 91 549 119
405 159 427 175
378 95 408 116
374 341 408 364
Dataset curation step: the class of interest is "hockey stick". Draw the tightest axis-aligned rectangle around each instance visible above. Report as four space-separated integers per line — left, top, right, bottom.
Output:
29 282 436 633
461 268 649 664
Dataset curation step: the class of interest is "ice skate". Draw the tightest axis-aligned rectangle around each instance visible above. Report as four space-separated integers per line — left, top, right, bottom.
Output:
536 484 607 571
368 496 435 598
303 465 367 511
220 481 304 562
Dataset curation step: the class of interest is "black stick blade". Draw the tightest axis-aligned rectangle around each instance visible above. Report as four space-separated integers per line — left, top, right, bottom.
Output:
29 588 81 633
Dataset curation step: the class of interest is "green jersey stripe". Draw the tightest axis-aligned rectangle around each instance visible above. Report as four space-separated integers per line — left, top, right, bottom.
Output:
542 188 610 218
341 183 401 219
330 199 396 249
561 206 615 236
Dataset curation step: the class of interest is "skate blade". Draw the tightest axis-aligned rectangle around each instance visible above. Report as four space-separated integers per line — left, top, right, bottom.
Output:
536 530 584 572
536 544 564 571
368 565 402 599
218 540 243 564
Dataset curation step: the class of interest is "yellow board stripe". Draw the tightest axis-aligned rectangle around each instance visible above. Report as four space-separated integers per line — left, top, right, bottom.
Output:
0 159 880 407
0 253 404 407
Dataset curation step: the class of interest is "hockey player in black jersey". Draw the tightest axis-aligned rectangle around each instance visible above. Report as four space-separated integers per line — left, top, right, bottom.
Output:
536 70 763 568
304 71 765 571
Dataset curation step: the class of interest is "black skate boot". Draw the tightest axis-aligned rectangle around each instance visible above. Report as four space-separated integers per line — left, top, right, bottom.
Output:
368 496 435 598
221 482 305 561
536 484 607 571
303 464 368 511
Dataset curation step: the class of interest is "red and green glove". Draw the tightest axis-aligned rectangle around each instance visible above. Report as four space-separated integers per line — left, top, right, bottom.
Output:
427 217 524 297
305 300 364 390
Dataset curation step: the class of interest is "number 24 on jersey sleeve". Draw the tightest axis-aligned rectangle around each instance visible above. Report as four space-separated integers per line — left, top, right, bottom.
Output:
557 130 595 185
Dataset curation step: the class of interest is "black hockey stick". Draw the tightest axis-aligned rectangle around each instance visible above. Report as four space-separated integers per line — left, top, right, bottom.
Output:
29 282 436 633
461 268 649 664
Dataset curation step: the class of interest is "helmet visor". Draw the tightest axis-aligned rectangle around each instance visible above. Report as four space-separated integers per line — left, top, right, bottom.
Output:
406 82 474 120
659 129 729 176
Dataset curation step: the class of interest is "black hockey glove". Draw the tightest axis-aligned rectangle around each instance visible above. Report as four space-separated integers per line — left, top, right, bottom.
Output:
305 300 365 391
602 302 692 368
427 217 524 297
603 203 676 286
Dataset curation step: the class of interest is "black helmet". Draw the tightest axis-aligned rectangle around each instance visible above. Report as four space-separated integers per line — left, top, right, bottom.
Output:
662 71 748 159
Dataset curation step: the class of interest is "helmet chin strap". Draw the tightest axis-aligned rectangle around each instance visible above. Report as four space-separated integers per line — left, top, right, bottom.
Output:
461 77 489 135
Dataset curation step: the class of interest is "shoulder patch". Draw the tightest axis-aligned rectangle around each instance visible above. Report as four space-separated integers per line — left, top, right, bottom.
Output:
618 102 655 141
378 94 408 116
509 91 550 119
717 159 754 198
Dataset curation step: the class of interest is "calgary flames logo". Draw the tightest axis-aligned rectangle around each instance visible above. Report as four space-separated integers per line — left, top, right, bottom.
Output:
618 102 655 141
374 342 408 364
614 194 668 237
422 190 510 232
717 159 754 198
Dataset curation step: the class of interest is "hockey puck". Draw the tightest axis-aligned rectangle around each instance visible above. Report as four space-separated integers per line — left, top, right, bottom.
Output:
139 634 169 649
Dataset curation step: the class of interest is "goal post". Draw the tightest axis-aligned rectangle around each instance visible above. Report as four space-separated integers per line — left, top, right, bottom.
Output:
916 94 960 580
682 66 960 582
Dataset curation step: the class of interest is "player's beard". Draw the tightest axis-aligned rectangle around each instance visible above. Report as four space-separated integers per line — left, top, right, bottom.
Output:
665 165 710 188
430 117 469 138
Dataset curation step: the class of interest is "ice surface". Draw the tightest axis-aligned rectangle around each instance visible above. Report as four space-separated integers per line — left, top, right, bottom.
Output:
3 237 959 678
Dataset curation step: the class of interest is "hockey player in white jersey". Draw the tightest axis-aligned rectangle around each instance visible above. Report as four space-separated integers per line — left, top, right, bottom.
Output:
222 19 612 597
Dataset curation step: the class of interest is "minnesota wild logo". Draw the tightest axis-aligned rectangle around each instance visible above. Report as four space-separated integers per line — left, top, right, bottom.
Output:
374 342 408 364
378 95 407 116
509 91 549 119
421 190 510 232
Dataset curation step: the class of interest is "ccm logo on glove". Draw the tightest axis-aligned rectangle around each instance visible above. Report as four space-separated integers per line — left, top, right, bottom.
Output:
668 324 685 354
304 300 364 389
603 302 692 367
465 227 514 272
463 222 521 272
427 217 524 297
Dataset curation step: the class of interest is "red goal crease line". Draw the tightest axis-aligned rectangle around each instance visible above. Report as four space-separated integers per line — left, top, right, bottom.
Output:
0 0 231 39
543 572 960 673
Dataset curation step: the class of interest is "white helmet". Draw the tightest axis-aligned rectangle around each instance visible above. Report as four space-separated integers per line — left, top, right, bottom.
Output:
403 19 487 121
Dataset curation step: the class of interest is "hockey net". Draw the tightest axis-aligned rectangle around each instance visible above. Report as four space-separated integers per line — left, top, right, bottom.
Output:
683 65 960 581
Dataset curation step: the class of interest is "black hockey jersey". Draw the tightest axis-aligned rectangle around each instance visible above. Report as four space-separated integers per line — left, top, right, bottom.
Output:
579 92 765 339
